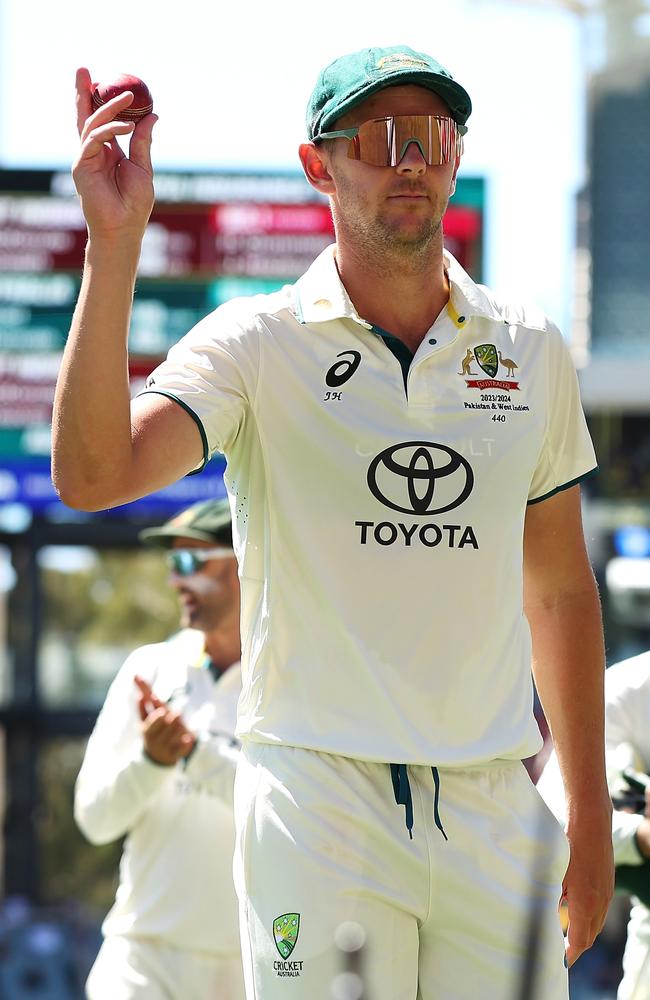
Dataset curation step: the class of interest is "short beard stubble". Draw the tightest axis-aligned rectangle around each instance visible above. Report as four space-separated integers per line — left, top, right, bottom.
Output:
331 171 445 276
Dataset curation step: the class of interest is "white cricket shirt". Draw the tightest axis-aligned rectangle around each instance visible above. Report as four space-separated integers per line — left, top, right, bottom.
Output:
538 652 650 1000
604 652 650 867
75 629 242 954
539 653 650 865
141 247 596 766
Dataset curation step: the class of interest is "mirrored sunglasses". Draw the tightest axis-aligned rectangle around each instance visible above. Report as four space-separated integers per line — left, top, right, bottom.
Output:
317 114 464 167
167 547 235 576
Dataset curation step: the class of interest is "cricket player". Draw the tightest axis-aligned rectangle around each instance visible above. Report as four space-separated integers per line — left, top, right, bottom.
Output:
54 45 613 999
539 650 650 1000
75 499 245 999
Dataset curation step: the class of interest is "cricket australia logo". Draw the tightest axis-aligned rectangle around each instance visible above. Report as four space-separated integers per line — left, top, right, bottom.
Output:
459 343 520 391
273 913 303 977
274 913 300 959
474 344 498 378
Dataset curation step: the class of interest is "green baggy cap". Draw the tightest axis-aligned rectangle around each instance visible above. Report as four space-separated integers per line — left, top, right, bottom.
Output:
307 45 472 141
139 498 232 548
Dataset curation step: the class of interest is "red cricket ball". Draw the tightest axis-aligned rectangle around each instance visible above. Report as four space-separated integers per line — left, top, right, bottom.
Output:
91 74 153 122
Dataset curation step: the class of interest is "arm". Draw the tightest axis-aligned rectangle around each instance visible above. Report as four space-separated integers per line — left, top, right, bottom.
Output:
183 734 241 805
636 793 650 860
540 747 650 866
52 69 202 510
136 675 240 804
74 652 175 844
523 484 614 966
606 700 650 865
613 803 650 865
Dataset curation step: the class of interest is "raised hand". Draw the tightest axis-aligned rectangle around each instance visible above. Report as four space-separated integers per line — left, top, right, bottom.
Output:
72 67 158 239
134 675 196 766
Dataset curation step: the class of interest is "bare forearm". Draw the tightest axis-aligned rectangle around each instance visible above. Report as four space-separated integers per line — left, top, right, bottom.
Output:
52 236 141 508
528 582 609 816
523 490 613 962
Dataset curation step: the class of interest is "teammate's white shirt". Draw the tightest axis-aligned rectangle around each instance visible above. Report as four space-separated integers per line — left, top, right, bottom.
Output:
75 629 242 955
141 246 595 766
605 653 650 864
604 653 650 1000
538 653 650 863
538 652 650 1000
602 653 650 1000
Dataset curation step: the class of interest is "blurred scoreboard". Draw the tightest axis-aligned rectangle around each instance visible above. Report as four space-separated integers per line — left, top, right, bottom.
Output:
0 168 484 518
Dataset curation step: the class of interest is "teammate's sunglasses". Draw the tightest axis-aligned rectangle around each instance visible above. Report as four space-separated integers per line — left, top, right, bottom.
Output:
315 115 465 167
167 547 235 576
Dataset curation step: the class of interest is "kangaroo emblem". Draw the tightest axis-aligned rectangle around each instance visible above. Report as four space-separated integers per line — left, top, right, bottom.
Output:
459 349 477 376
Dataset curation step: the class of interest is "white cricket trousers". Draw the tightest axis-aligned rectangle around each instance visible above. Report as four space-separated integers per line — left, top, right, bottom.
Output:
233 744 570 1000
85 935 246 1000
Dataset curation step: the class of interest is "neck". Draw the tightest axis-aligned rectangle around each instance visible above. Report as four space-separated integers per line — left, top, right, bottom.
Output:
202 621 241 674
334 236 450 353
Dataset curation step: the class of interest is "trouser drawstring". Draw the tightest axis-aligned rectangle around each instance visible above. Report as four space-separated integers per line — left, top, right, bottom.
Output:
389 764 448 841
390 763 414 839
431 766 448 841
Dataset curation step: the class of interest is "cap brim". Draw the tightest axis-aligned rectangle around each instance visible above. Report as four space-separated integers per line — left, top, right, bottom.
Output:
138 526 221 548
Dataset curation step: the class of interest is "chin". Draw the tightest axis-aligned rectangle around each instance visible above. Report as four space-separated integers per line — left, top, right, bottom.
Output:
380 216 438 242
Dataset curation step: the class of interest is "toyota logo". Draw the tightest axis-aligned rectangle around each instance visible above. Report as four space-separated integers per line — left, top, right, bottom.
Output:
367 442 474 515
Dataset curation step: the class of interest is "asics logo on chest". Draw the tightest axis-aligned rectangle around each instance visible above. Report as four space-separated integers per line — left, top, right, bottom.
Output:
325 350 362 387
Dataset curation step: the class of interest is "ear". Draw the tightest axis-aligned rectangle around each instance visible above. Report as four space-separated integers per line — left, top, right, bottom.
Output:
299 142 336 195
448 157 461 198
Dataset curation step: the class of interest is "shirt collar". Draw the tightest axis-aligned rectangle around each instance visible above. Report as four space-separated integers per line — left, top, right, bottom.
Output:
293 244 371 327
212 660 242 692
293 244 504 328
443 251 504 326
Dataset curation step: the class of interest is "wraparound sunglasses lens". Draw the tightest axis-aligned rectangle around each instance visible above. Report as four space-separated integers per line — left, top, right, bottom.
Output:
317 115 463 167
167 548 234 575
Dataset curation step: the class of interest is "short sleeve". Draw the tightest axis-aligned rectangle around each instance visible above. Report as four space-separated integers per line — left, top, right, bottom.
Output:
527 322 597 504
138 300 261 468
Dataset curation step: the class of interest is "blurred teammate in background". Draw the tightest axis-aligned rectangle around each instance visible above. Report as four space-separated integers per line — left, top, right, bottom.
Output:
55 45 613 999
75 499 245 1000
539 650 650 1000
